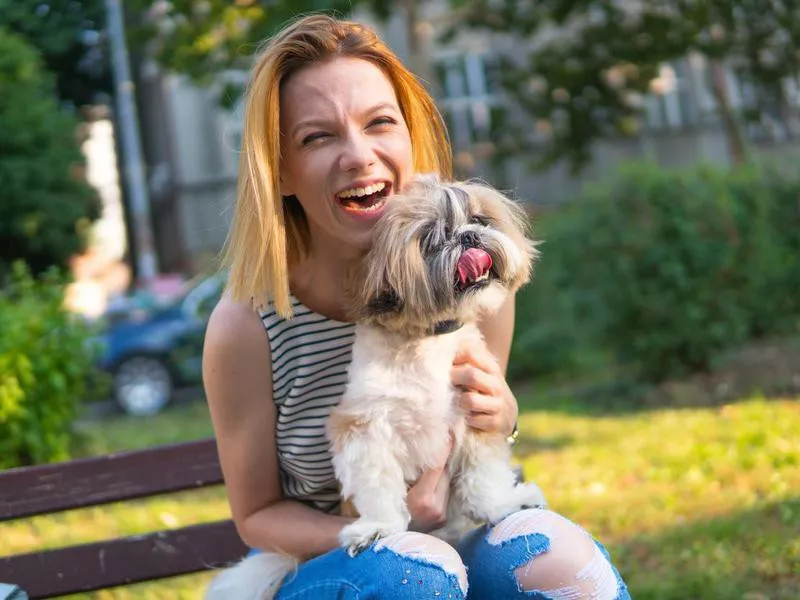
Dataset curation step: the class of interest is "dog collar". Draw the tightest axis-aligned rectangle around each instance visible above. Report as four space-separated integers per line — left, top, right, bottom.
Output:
430 319 463 335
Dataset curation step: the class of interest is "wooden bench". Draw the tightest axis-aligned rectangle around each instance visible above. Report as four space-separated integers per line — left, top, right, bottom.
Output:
0 438 246 599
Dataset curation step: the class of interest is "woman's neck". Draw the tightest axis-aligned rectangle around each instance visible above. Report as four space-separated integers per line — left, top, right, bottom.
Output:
290 247 359 322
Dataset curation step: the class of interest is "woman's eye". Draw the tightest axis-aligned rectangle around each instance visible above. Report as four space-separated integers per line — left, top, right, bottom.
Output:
301 131 330 145
368 116 397 128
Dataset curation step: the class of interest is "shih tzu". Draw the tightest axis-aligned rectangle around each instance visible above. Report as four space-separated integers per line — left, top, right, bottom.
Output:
328 174 546 554
205 175 545 600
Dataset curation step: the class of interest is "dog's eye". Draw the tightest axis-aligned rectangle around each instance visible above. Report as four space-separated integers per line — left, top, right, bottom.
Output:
367 288 403 314
470 215 492 226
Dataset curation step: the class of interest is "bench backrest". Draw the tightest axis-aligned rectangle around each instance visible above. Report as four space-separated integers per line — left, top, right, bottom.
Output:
0 438 246 598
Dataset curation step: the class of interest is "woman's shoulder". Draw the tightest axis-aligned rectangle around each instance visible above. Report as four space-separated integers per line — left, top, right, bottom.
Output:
205 294 271 361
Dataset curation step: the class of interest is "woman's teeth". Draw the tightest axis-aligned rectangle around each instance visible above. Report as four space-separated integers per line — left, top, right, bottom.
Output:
336 182 389 213
337 182 386 199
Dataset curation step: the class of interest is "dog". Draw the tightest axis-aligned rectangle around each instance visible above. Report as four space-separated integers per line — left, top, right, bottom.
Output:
205 175 545 599
328 174 546 554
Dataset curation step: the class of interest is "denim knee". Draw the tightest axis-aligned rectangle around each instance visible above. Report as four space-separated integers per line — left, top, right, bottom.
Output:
458 524 551 599
458 510 630 600
275 532 468 599
366 540 467 600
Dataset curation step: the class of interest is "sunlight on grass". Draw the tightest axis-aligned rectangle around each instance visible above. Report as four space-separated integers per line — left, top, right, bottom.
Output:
72 400 216 455
518 395 800 599
3 395 798 599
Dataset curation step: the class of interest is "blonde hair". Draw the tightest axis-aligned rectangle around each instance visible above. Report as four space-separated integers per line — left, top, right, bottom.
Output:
222 14 453 318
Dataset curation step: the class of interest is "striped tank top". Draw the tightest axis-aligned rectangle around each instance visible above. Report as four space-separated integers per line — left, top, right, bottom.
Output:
259 296 355 513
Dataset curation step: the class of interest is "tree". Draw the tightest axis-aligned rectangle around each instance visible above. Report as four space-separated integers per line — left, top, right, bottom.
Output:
0 29 100 275
127 0 430 104
452 0 800 171
128 0 355 93
0 0 110 108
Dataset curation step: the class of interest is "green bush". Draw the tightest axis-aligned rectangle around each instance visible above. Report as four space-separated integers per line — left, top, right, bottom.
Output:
510 209 608 382
525 162 800 383
510 162 800 385
0 263 101 468
0 27 99 275
751 166 800 329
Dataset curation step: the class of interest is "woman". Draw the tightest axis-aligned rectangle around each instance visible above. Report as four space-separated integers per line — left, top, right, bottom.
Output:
203 13 630 600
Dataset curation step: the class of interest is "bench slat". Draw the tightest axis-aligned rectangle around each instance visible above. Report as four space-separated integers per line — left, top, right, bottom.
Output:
0 520 246 598
0 438 224 521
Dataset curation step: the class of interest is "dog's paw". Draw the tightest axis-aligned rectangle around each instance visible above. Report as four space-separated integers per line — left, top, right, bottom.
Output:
517 482 548 511
465 482 548 525
339 520 404 557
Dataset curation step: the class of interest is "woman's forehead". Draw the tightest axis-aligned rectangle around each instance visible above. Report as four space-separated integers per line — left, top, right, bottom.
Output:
280 57 400 122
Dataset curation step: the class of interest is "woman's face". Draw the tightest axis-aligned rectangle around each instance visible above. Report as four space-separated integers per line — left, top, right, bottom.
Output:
279 56 414 254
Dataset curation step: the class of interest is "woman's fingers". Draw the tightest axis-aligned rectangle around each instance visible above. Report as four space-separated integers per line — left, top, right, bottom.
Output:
451 363 498 396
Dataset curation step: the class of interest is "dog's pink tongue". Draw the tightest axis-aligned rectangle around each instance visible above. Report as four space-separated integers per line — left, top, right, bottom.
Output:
457 248 492 285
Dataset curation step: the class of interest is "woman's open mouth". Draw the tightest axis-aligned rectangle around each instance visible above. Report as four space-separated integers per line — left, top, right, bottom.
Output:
336 181 391 216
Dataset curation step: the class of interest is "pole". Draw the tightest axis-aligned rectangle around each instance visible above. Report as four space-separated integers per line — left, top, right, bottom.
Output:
105 0 158 282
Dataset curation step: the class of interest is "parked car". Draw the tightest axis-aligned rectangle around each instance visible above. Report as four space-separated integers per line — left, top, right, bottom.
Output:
94 273 225 415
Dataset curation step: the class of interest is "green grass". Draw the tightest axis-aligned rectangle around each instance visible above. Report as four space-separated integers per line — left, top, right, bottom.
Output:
3 395 798 599
517 395 800 599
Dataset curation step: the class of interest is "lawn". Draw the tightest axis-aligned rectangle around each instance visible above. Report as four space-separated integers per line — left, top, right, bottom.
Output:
3 393 798 599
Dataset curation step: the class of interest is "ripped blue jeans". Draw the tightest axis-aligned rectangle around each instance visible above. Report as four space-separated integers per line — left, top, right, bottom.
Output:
266 509 631 600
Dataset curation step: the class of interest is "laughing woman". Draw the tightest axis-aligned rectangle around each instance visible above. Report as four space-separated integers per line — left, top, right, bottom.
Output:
202 13 630 600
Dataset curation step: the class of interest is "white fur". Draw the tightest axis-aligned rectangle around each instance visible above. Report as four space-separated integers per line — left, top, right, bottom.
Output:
330 322 546 553
204 553 297 600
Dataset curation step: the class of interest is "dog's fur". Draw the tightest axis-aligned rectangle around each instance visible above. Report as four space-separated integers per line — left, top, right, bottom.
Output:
205 175 545 599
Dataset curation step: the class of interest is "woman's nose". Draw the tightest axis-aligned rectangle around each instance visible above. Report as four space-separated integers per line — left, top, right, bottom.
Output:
339 132 377 172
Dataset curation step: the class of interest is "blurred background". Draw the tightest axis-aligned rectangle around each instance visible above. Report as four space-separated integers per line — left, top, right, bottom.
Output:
1 1 798 598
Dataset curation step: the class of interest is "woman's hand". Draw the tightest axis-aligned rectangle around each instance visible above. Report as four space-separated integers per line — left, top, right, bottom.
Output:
451 341 518 437
407 433 453 532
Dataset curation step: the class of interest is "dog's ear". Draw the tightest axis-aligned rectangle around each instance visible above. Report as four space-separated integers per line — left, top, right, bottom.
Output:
365 287 404 316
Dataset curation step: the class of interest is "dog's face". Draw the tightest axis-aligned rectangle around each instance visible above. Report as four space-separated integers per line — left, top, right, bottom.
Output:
349 174 538 335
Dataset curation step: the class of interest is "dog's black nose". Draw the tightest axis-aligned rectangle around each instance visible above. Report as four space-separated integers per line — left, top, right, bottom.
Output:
460 230 481 248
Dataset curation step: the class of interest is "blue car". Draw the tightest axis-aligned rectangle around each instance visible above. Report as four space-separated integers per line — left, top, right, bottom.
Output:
95 274 224 415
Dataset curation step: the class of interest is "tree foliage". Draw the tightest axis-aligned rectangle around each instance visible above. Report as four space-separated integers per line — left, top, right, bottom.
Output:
126 1 415 105
128 1 356 83
454 0 800 170
0 28 100 275
0 0 110 108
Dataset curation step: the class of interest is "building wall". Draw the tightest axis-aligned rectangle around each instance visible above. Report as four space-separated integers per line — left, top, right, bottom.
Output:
137 70 239 273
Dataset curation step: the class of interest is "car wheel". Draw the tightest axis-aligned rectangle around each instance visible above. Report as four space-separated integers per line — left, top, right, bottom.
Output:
113 355 173 416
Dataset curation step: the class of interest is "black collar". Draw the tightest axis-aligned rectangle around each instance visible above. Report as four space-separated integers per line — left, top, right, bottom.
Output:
430 319 463 336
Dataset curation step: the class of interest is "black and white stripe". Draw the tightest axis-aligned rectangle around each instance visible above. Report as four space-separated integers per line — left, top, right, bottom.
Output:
260 297 355 513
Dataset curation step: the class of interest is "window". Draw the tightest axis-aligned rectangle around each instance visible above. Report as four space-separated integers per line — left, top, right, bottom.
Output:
644 61 698 131
434 53 503 147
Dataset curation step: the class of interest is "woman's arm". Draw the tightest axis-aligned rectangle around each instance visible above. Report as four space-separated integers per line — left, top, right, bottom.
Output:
451 293 519 437
203 296 351 560
478 290 516 374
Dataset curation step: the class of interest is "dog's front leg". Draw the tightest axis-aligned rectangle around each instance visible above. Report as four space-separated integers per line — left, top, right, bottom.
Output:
453 433 547 525
330 419 411 556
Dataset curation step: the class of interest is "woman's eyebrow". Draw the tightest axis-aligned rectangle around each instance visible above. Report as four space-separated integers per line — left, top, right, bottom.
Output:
364 101 400 115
